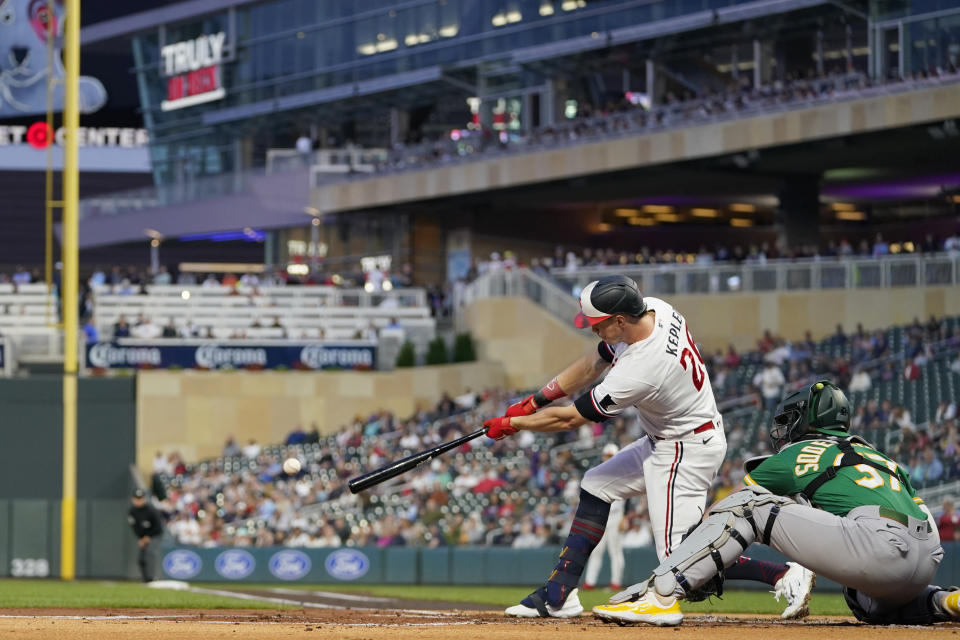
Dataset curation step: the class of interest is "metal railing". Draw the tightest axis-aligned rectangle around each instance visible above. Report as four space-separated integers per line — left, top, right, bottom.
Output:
460 267 580 332
78 169 255 218
265 147 388 176
0 327 63 365
921 480 960 514
463 254 960 331
549 254 960 296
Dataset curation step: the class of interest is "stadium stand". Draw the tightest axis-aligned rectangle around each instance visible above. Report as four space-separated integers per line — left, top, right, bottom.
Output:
91 284 435 344
0 282 61 364
374 70 960 175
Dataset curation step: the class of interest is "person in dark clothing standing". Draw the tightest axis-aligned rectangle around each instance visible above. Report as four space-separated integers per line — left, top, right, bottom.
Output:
128 489 163 582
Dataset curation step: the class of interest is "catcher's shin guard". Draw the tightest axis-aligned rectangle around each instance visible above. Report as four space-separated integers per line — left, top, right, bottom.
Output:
527 489 610 608
611 487 794 603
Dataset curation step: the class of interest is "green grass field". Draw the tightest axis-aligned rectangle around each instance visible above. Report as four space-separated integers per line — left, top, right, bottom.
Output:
0 579 851 615
0 580 286 609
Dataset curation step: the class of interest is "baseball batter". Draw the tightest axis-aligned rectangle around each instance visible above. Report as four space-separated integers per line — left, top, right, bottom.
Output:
483 275 813 619
594 380 960 626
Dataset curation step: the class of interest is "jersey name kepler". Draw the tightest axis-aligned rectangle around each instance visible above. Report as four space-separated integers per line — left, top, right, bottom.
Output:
665 310 684 357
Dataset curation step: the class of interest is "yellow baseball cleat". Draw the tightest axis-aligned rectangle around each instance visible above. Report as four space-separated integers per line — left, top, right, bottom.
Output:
592 592 684 626
942 589 960 618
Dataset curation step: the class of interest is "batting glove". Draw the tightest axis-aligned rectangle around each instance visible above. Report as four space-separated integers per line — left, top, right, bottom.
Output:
505 395 538 417
484 416 518 440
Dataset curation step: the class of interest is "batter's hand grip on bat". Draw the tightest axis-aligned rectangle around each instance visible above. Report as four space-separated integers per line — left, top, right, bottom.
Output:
348 427 488 494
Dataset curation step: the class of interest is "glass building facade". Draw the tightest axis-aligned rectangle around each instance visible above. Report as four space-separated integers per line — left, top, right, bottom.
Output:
127 0 960 188
128 0 820 186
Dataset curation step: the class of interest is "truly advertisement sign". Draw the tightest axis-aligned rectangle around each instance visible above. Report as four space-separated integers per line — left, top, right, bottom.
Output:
160 32 228 112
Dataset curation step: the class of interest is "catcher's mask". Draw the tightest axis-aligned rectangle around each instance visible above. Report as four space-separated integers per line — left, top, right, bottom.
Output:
770 380 851 452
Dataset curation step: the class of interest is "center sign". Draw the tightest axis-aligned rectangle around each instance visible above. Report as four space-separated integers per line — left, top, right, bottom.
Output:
160 32 228 112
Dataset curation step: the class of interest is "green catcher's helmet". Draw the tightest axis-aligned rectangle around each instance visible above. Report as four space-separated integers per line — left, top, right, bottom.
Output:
770 380 851 452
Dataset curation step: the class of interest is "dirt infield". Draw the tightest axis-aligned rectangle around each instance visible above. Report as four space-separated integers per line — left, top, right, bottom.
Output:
1 609 959 639
1 585 957 638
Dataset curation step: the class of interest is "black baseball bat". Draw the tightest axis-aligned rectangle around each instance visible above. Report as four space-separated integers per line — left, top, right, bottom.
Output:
348 427 488 494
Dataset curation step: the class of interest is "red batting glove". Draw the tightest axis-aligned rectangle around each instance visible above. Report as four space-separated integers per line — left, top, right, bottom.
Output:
484 417 518 441
505 395 538 417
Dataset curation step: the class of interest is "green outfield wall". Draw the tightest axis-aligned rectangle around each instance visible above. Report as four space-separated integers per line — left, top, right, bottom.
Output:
0 377 138 579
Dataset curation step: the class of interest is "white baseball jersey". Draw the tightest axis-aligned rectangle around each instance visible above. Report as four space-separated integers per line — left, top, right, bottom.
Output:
574 297 721 441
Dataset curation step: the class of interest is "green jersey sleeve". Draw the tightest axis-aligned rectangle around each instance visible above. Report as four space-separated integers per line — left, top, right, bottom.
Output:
743 450 803 495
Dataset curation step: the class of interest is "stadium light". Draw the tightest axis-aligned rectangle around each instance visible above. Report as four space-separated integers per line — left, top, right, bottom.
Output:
642 204 673 214
491 13 507 26
539 3 554 15
654 212 681 222
438 25 459 38
835 210 866 221
691 208 719 218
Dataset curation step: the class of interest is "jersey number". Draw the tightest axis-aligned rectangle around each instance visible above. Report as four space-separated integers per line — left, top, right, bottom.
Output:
834 452 902 492
679 325 705 392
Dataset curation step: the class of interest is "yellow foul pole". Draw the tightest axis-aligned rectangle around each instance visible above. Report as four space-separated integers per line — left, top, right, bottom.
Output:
60 0 80 581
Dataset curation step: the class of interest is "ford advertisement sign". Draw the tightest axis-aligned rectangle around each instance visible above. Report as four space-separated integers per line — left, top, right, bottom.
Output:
214 549 256 579
162 550 202 580
84 341 375 370
324 549 370 581
268 550 312 580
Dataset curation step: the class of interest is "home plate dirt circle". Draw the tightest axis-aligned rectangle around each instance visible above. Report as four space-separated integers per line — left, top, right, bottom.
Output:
1 605 959 639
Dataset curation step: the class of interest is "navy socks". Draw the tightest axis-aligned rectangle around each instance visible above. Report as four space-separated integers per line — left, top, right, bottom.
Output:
522 489 611 608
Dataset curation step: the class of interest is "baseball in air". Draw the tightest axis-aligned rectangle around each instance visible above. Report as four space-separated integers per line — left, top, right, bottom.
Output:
282 458 302 475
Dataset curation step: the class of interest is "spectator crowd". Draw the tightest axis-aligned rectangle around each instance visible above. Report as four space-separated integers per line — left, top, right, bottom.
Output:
151 314 960 549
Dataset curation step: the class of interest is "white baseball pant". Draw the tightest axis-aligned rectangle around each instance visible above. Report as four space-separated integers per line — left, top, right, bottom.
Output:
580 431 727 560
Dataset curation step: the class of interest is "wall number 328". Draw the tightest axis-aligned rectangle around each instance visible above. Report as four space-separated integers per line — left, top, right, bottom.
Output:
11 558 49 577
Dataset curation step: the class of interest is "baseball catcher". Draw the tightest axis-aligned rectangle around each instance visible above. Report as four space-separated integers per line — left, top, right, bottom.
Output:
593 380 960 626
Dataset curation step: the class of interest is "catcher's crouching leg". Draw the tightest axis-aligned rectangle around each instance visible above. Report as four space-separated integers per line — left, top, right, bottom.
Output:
844 586 960 625
610 486 794 604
